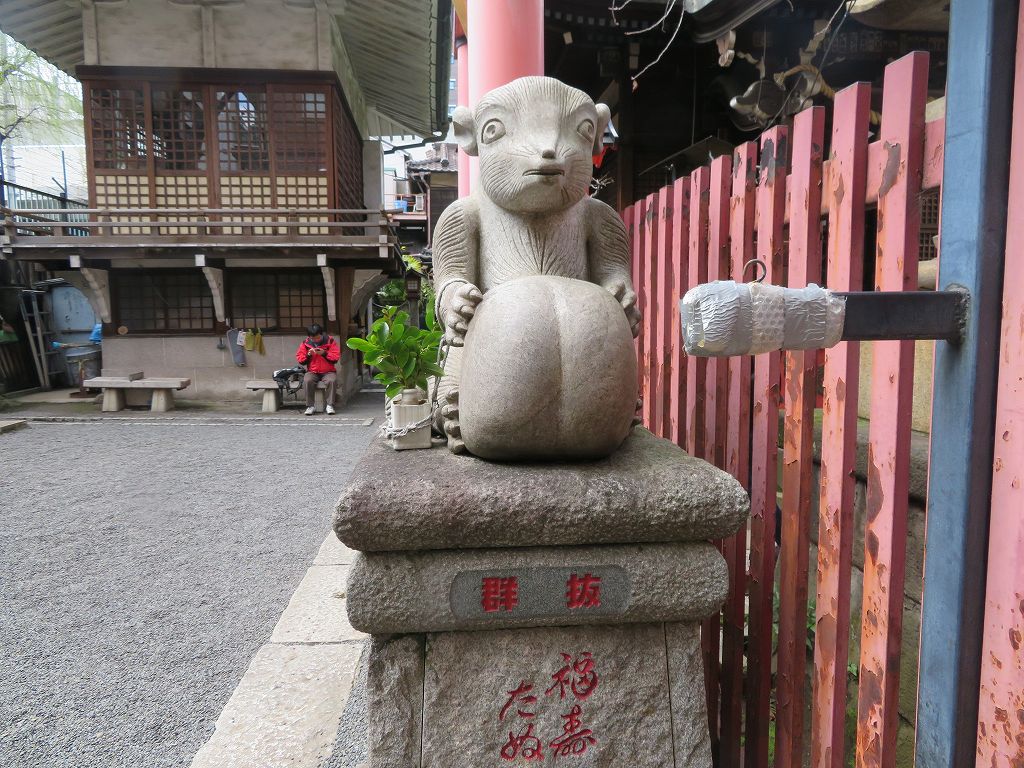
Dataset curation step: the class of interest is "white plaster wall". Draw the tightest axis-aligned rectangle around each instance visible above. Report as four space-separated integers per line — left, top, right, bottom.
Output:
102 334 360 403
212 2 318 71
363 140 383 209
88 0 367 132
94 0 317 70
95 1 204 68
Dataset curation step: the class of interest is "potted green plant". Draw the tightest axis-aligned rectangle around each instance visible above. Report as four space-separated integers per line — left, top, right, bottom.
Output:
347 301 444 450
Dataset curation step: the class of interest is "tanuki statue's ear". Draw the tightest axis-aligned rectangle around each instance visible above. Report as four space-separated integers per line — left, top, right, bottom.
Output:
593 103 611 155
452 106 478 156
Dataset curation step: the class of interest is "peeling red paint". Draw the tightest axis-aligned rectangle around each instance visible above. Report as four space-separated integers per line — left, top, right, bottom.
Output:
746 124 787 768
776 107 825 768
810 82 871 768
719 141 756 768
856 51 928 768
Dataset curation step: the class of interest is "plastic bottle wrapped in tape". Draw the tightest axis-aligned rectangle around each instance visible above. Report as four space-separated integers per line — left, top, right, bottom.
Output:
680 281 847 357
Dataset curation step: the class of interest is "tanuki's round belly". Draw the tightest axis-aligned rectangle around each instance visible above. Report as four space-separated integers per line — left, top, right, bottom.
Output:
459 275 638 461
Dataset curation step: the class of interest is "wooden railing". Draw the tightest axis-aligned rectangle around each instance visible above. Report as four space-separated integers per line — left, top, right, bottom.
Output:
1 207 397 242
626 52 943 767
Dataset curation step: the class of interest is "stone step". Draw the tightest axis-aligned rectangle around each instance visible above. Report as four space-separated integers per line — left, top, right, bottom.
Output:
345 541 728 635
0 419 27 435
335 428 749 552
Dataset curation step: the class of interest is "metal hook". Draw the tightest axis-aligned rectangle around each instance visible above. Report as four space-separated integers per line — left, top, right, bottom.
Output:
743 258 768 283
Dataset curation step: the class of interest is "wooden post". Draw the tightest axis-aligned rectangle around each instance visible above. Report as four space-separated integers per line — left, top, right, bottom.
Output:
686 167 710 460
641 192 659 430
654 184 674 438
776 104 825 768
856 51 928 768
811 82 871 768
746 124 787 768
668 176 690 448
719 140 757 768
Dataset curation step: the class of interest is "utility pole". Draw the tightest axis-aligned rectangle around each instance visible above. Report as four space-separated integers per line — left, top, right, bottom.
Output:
0 31 7 208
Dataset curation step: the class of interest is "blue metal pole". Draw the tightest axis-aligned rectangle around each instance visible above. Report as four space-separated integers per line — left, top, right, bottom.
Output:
916 0 1018 765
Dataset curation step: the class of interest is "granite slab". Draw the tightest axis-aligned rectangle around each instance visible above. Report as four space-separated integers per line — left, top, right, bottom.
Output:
346 542 729 634
335 428 749 552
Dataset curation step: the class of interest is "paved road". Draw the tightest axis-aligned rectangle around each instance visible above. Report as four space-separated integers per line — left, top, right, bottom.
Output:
0 394 380 768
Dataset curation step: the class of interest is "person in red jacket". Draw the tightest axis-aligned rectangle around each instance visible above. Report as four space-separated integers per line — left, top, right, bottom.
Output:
295 324 341 415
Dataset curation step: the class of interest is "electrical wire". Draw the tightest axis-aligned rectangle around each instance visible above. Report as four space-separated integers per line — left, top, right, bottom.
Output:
630 2 686 85
625 0 677 37
766 0 854 129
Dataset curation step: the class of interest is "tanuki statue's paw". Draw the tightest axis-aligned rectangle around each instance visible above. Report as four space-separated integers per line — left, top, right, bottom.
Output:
442 390 467 454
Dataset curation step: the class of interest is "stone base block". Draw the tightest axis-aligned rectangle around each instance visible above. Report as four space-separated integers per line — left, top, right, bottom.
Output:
346 542 729 634
336 429 749 552
368 622 711 768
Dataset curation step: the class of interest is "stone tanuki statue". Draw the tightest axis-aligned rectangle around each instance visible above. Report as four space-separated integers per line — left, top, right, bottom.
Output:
433 76 641 460
338 85 751 762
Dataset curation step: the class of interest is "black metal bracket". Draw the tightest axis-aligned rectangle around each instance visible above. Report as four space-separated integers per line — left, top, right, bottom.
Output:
836 286 969 344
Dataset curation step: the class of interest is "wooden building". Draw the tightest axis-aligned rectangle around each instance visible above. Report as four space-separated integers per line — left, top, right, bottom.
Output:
1 0 452 400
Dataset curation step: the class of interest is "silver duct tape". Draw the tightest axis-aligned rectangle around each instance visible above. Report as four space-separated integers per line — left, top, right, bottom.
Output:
681 281 846 356
680 280 752 356
783 284 828 350
824 292 846 348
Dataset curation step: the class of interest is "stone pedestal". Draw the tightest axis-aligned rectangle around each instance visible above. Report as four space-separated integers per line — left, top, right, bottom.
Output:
336 429 749 767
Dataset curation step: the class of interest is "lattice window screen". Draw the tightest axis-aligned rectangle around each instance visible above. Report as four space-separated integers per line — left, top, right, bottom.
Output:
114 271 214 332
155 176 210 234
276 176 329 234
89 87 148 170
919 190 940 261
229 271 325 331
333 91 364 216
278 272 325 329
220 177 273 234
151 89 207 171
216 90 270 172
271 90 328 173
94 174 150 234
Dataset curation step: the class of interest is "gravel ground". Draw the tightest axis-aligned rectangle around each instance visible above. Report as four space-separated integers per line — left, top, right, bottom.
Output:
0 393 381 768
325 643 369 768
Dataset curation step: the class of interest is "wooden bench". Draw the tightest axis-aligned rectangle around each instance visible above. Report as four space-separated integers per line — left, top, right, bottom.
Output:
246 379 335 413
84 376 192 412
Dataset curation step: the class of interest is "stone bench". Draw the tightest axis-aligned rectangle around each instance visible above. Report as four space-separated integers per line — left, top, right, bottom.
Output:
84 376 191 413
245 379 334 413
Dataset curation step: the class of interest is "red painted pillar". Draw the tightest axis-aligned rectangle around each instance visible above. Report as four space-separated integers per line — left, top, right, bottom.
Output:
455 26 470 199
467 0 544 190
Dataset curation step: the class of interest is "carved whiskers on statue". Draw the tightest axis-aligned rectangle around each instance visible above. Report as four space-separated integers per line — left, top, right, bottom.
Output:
433 76 641 461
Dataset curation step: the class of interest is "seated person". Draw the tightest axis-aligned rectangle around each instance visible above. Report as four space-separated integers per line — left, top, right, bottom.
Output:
295 323 341 415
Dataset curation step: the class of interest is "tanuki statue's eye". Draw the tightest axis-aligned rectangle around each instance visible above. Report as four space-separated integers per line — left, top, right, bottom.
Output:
577 119 595 142
481 118 506 144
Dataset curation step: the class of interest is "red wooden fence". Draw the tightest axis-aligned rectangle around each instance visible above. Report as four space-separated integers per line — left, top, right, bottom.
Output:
624 51 945 767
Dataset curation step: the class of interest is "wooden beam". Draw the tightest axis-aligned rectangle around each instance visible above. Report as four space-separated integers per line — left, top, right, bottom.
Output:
321 265 337 322
201 266 226 323
338 266 354 337
80 267 111 323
